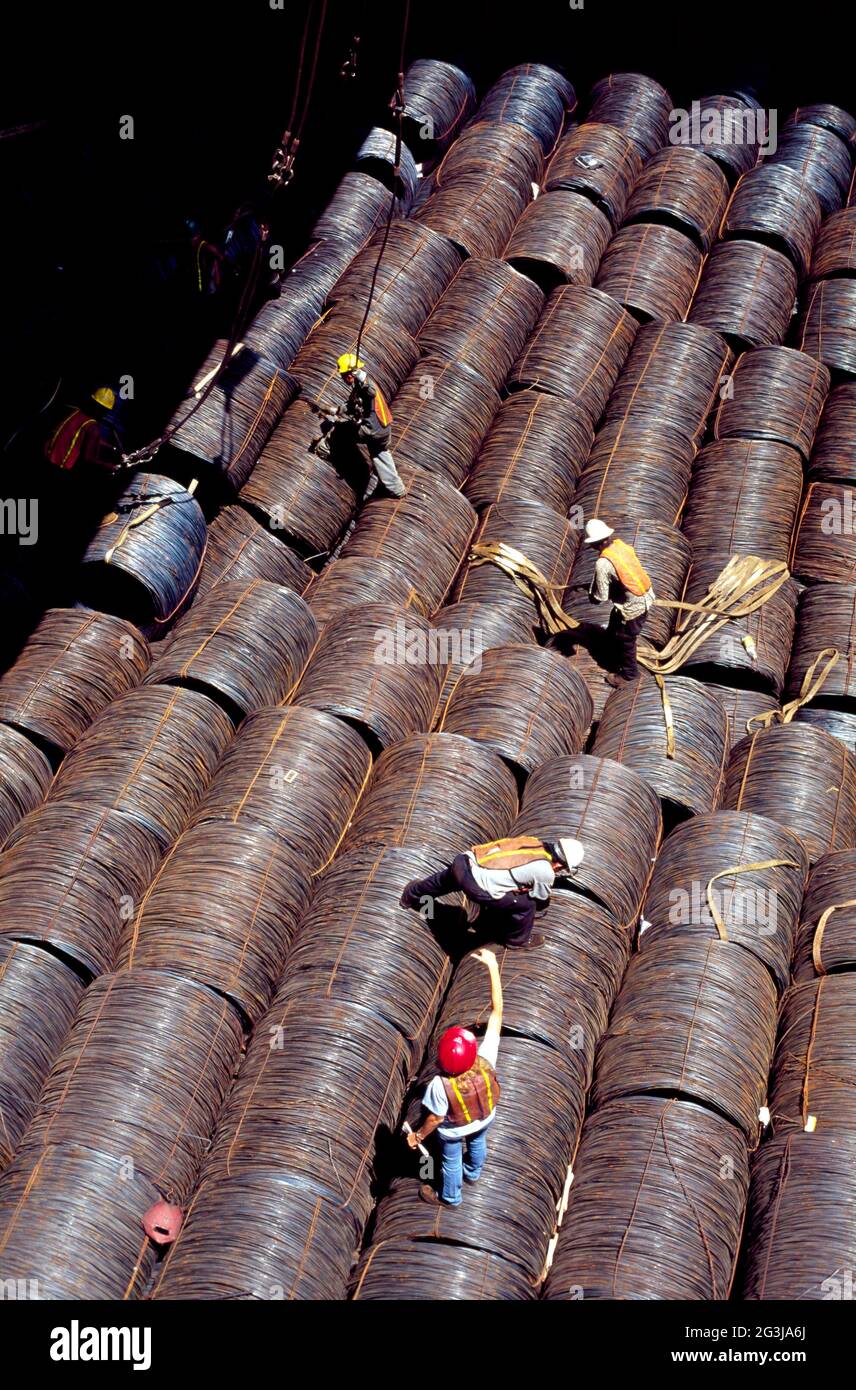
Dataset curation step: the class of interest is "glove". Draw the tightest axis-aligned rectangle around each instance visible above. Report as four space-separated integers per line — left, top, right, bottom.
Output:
400 881 422 910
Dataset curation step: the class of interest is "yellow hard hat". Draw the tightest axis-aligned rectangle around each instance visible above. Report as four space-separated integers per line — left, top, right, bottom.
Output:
336 353 364 375
91 386 116 410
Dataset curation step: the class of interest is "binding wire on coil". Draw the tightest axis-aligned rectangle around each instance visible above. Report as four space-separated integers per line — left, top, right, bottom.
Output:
586 72 673 160
622 146 730 252
796 280 856 378
792 848 856 979
0 725 53 848
416 259 545 390
505 191 613 290
385 362 501 485
808 206 856 279
767 123 851 214
352 1237 537 1301
342 731 519 859
195 505 313 599
681 439 805 567
414 171 532 260
436 121 545 198
786 583 856 703
398 58 476 150
306 556 425 630
603 320 731 443
327 220 463 337
722 164 822 278
433 599 539 713
809 384 856 486
791 482 856 583
543 122 642 227
684 94 761 180
712 347 830 461
687 240 799 348
574 419 694 525
473 64 576 152
767 976 856 1133
463 392 593 516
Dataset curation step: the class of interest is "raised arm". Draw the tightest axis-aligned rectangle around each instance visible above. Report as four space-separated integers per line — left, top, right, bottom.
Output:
471 948 503 1060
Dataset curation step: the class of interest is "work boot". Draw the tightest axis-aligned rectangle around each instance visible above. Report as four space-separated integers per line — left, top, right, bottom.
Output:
310 437 332 461
605 672 631 688
513 932 546 950
419 1185 454 1207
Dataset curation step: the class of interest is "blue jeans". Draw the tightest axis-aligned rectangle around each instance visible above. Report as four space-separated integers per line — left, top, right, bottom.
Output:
437 1125 490 1206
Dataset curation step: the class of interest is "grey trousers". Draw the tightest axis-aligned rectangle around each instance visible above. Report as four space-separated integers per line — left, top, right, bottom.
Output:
365 445 406 497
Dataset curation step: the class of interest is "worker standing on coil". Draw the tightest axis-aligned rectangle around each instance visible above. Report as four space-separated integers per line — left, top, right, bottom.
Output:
312 354 407 498
584 518 655 687
407 948 503 1207
400 835 584 950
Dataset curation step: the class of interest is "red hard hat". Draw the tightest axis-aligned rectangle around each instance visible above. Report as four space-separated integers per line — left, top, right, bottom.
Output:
438 1026 478 1076
142 1199 183 1244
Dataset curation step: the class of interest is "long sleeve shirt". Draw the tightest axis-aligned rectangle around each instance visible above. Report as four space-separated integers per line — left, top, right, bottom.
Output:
590 555 655 623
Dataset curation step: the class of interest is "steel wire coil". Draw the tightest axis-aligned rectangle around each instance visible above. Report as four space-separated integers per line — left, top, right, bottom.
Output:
475 64 576 151
722 724 856 862
416 259 544 390
723 164 822 278
688 240 798 349
543 123 642 227
306 556 424 629
241 402 361 556
46 684 232 850
241 294 319 374
587 73 673 160
809 209 856 281
0 802 164 974
280 238 359 324
195 504 312 599
604 320 731 442
792 848 856 979
340 469 478 607
365 1042 589 1287
342 731 519 859
683 95 761 180
277 844 457 1051
508 284 639 423
740 1130 856 1299
0 941 84 1170
0 607 149 754
795 279 856 377
434 890 629 1058
400 58 476 149
595 223 702 323
433 600 538 711
680 564 798 695
354 127 419 206
438 644 594 775
191 705 371 870
26 969 243 1204
791 482 856 584
205 994 410 1227
563 517 692 649
767 976 856 1133
682 439 804 563
505 191 612 289
545 642 618 722
593 675 730 817
786 103 856 146
414 173 531 260
592 936 778 1139
574 419 694 524
292 601 443 751
809 383 856 485
622 146 729 252
0 1140 161 1299
352 1236 537 1300
166 344 299 492
386 359 501 485
451 498 580 626
80 473 208 627
542 1095 750 1300
513 753 662 923
767 125 852 215
327 220 463 336
794 706 856 753
115 821 311 1025
144 579 317 717
152 1172 359 1301
641 810 808 992
435 120 545 198
311 171 400 253
787 583 856 702
712 346 830 459
289 307 419 408
463 392 593 516
705 683 782 749
0 724 53 848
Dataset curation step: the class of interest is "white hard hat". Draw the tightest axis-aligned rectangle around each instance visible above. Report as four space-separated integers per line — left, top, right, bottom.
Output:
583 518 614 545
556 837 585 871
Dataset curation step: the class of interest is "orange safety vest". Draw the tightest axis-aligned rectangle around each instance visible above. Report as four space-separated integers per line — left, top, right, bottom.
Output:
471 835 552 872
44 409 99 470
373 385 393 428
601 538 652 596
442 1060 501 1127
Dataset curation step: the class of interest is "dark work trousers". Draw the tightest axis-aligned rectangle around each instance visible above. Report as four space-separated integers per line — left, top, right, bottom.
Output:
404 854 545 947
605 608 648 680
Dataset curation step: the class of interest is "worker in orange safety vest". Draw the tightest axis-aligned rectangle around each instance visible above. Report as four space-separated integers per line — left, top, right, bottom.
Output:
42 387 125 473
584 518 655 687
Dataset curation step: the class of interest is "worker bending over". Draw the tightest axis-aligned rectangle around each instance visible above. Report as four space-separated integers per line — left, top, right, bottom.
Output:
400 834 584 950
312 354 406 498
584 518 655 687
408 948 503 1206
43 387 125 473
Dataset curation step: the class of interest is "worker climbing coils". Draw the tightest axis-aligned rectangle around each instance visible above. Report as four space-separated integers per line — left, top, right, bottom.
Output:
400 834 584 950
312 354 407 498
43 386 125 473
407 948 503 1207
584 518 655 687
